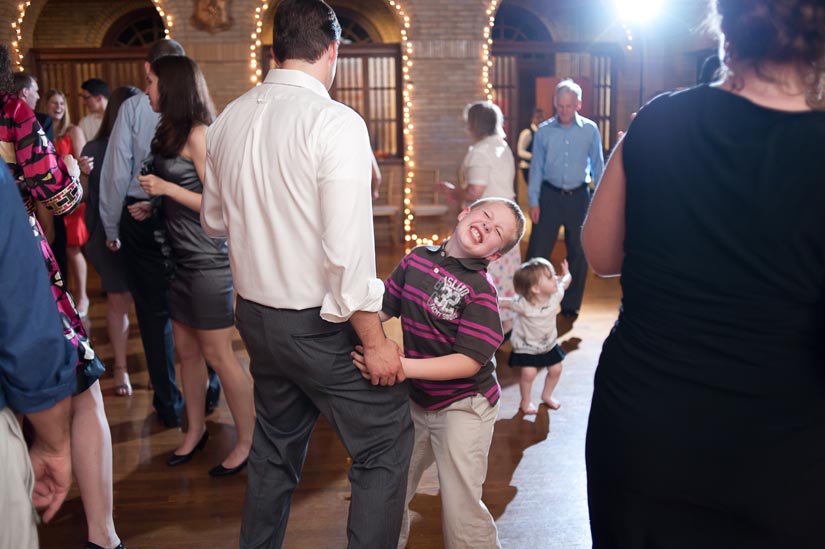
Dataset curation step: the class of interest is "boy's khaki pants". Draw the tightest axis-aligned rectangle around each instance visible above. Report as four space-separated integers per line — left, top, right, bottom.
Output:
0 406 39 549
399 395 500 549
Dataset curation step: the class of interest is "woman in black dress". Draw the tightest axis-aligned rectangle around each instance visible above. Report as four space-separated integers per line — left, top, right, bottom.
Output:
582 1 825 547
137 55 254 476
82 86 140 397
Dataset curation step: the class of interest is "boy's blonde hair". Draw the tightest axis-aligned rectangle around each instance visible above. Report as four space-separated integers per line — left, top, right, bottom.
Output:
513 257 555 301
467 197 526 255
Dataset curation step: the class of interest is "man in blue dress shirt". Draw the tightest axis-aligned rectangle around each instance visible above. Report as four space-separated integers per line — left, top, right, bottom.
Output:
526 79 604 316
100 39 220 426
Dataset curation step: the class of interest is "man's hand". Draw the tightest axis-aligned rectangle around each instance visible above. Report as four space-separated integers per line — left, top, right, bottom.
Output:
353 344 406 385
127 200 152 221
361 339 405 386
530 206 541 224
29 439 72 523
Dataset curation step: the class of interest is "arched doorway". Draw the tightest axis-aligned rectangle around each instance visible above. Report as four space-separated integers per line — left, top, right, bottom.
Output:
491 1 619 154
490 3 556 145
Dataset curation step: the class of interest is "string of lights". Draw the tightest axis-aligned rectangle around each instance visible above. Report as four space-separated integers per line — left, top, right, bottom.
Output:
481 0 499 102
10 2 31 70
249 2 268 85
151 0 174 38
384 0 420 250
622 22 634 51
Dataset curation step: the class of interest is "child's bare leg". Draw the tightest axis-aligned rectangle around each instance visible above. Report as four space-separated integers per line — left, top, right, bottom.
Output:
541 362 563 410
518 367 539 414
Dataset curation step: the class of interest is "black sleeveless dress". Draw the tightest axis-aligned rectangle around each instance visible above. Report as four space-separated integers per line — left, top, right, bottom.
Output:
585 86 825 548
153 155 234 330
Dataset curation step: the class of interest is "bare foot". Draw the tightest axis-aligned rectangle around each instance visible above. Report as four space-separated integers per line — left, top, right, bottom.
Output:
113 365 132 397
542 398 561 410
520 402 538 415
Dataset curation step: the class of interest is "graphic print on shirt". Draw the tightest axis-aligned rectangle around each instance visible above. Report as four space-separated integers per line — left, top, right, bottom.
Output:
428 274 469 320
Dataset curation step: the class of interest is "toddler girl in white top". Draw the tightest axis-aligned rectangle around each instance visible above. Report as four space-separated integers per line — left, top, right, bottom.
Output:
501 257 571 414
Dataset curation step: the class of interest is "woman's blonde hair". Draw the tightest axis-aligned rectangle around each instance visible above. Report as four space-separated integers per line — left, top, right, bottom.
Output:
464 101 505 140
45 88 71 137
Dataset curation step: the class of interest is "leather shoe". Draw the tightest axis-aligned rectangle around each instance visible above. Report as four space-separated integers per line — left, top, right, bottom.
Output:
167 430 209 467
159 414 181 428
84 542 124 549
208 458 248 477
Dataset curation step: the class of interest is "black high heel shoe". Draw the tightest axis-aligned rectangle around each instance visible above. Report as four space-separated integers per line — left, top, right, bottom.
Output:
84 542 124 549
209 458 248 477
166 430 209 467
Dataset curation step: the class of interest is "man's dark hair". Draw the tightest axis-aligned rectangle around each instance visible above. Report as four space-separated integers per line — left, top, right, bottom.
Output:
11 72 35 95
81 78 110 99
146 38 185 63
272 0 341 64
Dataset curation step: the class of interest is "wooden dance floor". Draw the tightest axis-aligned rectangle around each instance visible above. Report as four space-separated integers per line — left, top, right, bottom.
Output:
38 242 622 548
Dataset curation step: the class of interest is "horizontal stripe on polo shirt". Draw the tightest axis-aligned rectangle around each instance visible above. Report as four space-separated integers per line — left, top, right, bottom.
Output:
383 244 504 410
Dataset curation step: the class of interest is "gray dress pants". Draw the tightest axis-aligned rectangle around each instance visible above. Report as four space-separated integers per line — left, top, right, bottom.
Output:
236 297 414 549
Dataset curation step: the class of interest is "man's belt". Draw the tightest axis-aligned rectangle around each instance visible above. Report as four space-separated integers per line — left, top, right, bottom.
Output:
542 181 587 196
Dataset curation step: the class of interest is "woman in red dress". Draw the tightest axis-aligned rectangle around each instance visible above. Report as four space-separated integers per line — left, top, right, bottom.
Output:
46 88 93 316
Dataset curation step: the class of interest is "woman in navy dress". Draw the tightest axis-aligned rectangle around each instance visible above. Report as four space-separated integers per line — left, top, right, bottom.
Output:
582 1 825 546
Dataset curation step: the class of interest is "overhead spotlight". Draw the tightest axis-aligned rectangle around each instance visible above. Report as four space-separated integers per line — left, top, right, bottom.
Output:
615 0 663 24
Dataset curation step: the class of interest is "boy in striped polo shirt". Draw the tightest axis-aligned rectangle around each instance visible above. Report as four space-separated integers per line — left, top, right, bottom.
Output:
353 197 526 548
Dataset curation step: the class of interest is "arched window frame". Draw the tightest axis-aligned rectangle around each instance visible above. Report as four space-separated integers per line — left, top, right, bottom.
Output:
103 7 166 48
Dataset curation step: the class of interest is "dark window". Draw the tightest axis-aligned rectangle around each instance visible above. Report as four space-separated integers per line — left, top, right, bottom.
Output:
104 8 165 47
491 4 553 42
339 16 373 44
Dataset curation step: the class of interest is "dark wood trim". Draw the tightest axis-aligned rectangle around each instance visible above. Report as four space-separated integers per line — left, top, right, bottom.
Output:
492 41 623 57
30 47 149 63
338 43 401 56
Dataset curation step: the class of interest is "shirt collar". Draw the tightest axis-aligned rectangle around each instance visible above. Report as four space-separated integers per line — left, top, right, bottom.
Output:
263 68 330 99
425 241 490 272
548 112 584 128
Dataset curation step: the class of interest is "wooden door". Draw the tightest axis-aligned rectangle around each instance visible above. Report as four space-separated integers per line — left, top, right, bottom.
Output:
30 47 148 119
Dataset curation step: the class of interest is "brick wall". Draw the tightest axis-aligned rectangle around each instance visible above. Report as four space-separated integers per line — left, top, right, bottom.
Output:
0 0 712 169
33 0 148 48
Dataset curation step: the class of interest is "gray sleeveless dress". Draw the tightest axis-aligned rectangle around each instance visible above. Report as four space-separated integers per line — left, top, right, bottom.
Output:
153 154 234 330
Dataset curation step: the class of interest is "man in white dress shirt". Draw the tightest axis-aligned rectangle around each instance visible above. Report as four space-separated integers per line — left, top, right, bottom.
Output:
202 1 413 547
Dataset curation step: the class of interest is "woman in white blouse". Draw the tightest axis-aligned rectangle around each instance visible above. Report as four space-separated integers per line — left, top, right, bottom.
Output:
439 101 519 333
